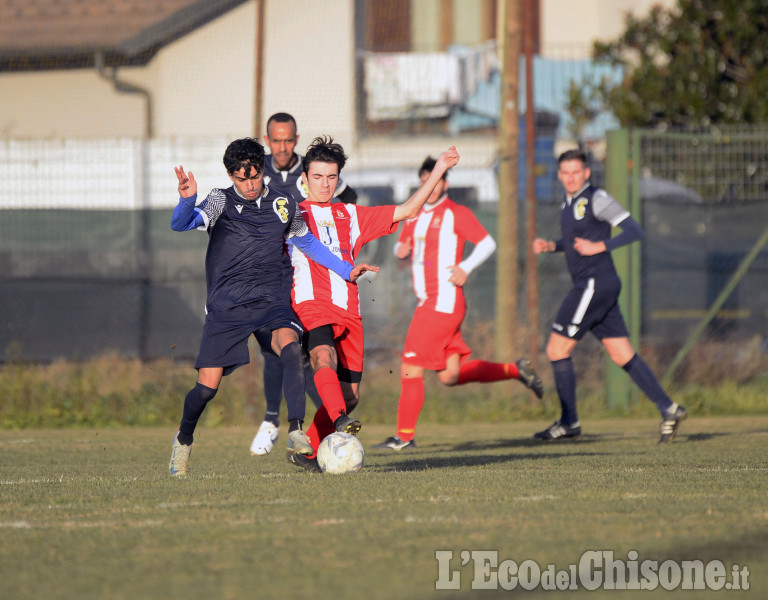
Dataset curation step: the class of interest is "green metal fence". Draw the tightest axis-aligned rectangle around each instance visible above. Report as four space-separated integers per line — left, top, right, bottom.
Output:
605 126 768 407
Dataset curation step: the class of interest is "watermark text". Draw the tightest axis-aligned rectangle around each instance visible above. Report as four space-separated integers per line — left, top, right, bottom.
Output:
435 550 750 591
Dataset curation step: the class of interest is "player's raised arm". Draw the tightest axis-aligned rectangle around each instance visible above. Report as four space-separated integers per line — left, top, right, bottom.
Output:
393 147 459 223
175 166 197 198
171 165 205 231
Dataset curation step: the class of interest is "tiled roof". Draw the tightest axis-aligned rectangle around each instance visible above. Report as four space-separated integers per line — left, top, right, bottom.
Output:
0 0 249 71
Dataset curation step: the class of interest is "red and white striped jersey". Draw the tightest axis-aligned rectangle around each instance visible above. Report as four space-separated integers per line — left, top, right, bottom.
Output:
399 197 488 313
292 201 397 315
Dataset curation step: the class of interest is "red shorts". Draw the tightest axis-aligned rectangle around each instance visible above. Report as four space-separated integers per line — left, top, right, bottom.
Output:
402 304 471 371
293 300 365 374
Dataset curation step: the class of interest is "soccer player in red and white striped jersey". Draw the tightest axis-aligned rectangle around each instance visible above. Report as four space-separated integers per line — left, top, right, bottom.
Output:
287 137 460 470
373 156 544 451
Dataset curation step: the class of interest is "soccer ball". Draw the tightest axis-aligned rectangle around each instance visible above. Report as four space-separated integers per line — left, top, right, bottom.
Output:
316 432 365 474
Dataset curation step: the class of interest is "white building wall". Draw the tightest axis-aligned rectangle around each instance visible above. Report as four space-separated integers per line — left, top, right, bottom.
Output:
541 0 676 57
0 70 145 139
150 1 257 138
0 2 257 140
262 0 357 150
0 0 678 172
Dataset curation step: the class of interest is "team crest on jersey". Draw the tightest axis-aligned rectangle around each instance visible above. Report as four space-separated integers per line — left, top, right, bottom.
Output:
574 198 588 220
316 218 336 245
334 207 348 219
273 197 290 223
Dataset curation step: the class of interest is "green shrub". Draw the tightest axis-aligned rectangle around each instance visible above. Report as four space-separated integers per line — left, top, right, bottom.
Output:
2 348 767 429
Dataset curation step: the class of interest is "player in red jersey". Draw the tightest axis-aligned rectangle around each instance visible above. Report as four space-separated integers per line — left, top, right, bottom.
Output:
374 156 544 451
287 137 460 471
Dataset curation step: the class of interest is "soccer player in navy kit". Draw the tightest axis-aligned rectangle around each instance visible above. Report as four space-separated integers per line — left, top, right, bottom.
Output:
249 113 359 456
533 149 687 444
167 138 375 476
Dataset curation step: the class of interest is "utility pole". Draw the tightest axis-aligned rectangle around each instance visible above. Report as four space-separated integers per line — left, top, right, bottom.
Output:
247 0 266 424
523 0 540 381
495 0 522 360
253 0 265 138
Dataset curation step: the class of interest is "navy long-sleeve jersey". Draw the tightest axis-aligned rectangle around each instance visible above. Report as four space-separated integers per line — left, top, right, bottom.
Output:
201 186 300 310
559 183 630 284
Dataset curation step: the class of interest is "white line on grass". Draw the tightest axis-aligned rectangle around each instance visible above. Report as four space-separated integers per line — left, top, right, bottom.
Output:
515 495 559 501
0 521 31 528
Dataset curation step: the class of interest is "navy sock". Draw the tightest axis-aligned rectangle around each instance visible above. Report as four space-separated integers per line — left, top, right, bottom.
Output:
288 418 302 433
178 382 218 443
552 357 578 426
622 354 673 415
280 342 306 422
262 349 283 426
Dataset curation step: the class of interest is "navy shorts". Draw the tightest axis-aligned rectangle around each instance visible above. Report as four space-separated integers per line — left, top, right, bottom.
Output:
195 302 303 375
552 276 629 341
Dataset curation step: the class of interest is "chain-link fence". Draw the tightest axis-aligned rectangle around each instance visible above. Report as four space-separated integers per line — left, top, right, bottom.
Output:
636 128 768 345
3 126 767 383
601 126 768 386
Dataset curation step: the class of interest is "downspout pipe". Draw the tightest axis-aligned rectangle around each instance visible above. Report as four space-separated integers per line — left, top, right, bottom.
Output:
94 50 153 139
94 50 154 359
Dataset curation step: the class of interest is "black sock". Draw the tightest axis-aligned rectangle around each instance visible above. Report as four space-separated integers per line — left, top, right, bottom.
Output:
280 341 306 422
622 354 673 416
552 358 578 426
288 418 303 433
178 382 218 443
262 349 283 426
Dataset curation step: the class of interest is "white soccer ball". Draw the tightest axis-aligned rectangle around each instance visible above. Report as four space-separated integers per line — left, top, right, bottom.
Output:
316 432 365 474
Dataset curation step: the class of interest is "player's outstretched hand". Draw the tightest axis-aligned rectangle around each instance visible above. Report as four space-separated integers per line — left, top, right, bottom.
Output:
436 146 460 171
175 165 197 198
349 263 380 282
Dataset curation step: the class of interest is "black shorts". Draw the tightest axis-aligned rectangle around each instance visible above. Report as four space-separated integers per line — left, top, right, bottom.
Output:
195 302 303 375
552 276 628 341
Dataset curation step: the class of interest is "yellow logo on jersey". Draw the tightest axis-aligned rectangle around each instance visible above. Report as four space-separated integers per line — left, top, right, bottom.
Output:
274 197 290 223
574 198 588 220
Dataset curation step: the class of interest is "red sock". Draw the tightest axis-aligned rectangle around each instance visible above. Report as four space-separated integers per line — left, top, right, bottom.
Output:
314 367 347 422
456 360 520 385
306 405 335 456
396 376 424 442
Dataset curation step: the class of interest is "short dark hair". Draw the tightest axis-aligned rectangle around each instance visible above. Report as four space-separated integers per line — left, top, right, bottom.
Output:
223 138 265 176
418 156 447 180
303 136 347 174
266 112 297 134
557 148 588 166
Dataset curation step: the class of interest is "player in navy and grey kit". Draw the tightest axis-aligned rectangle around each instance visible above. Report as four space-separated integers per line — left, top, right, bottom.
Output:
262 112 357 205
533 149 687 444
249 112 359 457
168 137 375 476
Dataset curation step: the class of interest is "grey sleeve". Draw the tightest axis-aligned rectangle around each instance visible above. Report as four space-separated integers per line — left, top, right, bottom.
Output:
199 189 227 228
592 189 630 227
287 207 309 238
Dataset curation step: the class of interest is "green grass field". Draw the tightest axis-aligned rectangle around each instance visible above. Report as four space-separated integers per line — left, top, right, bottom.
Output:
1 417 766 599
